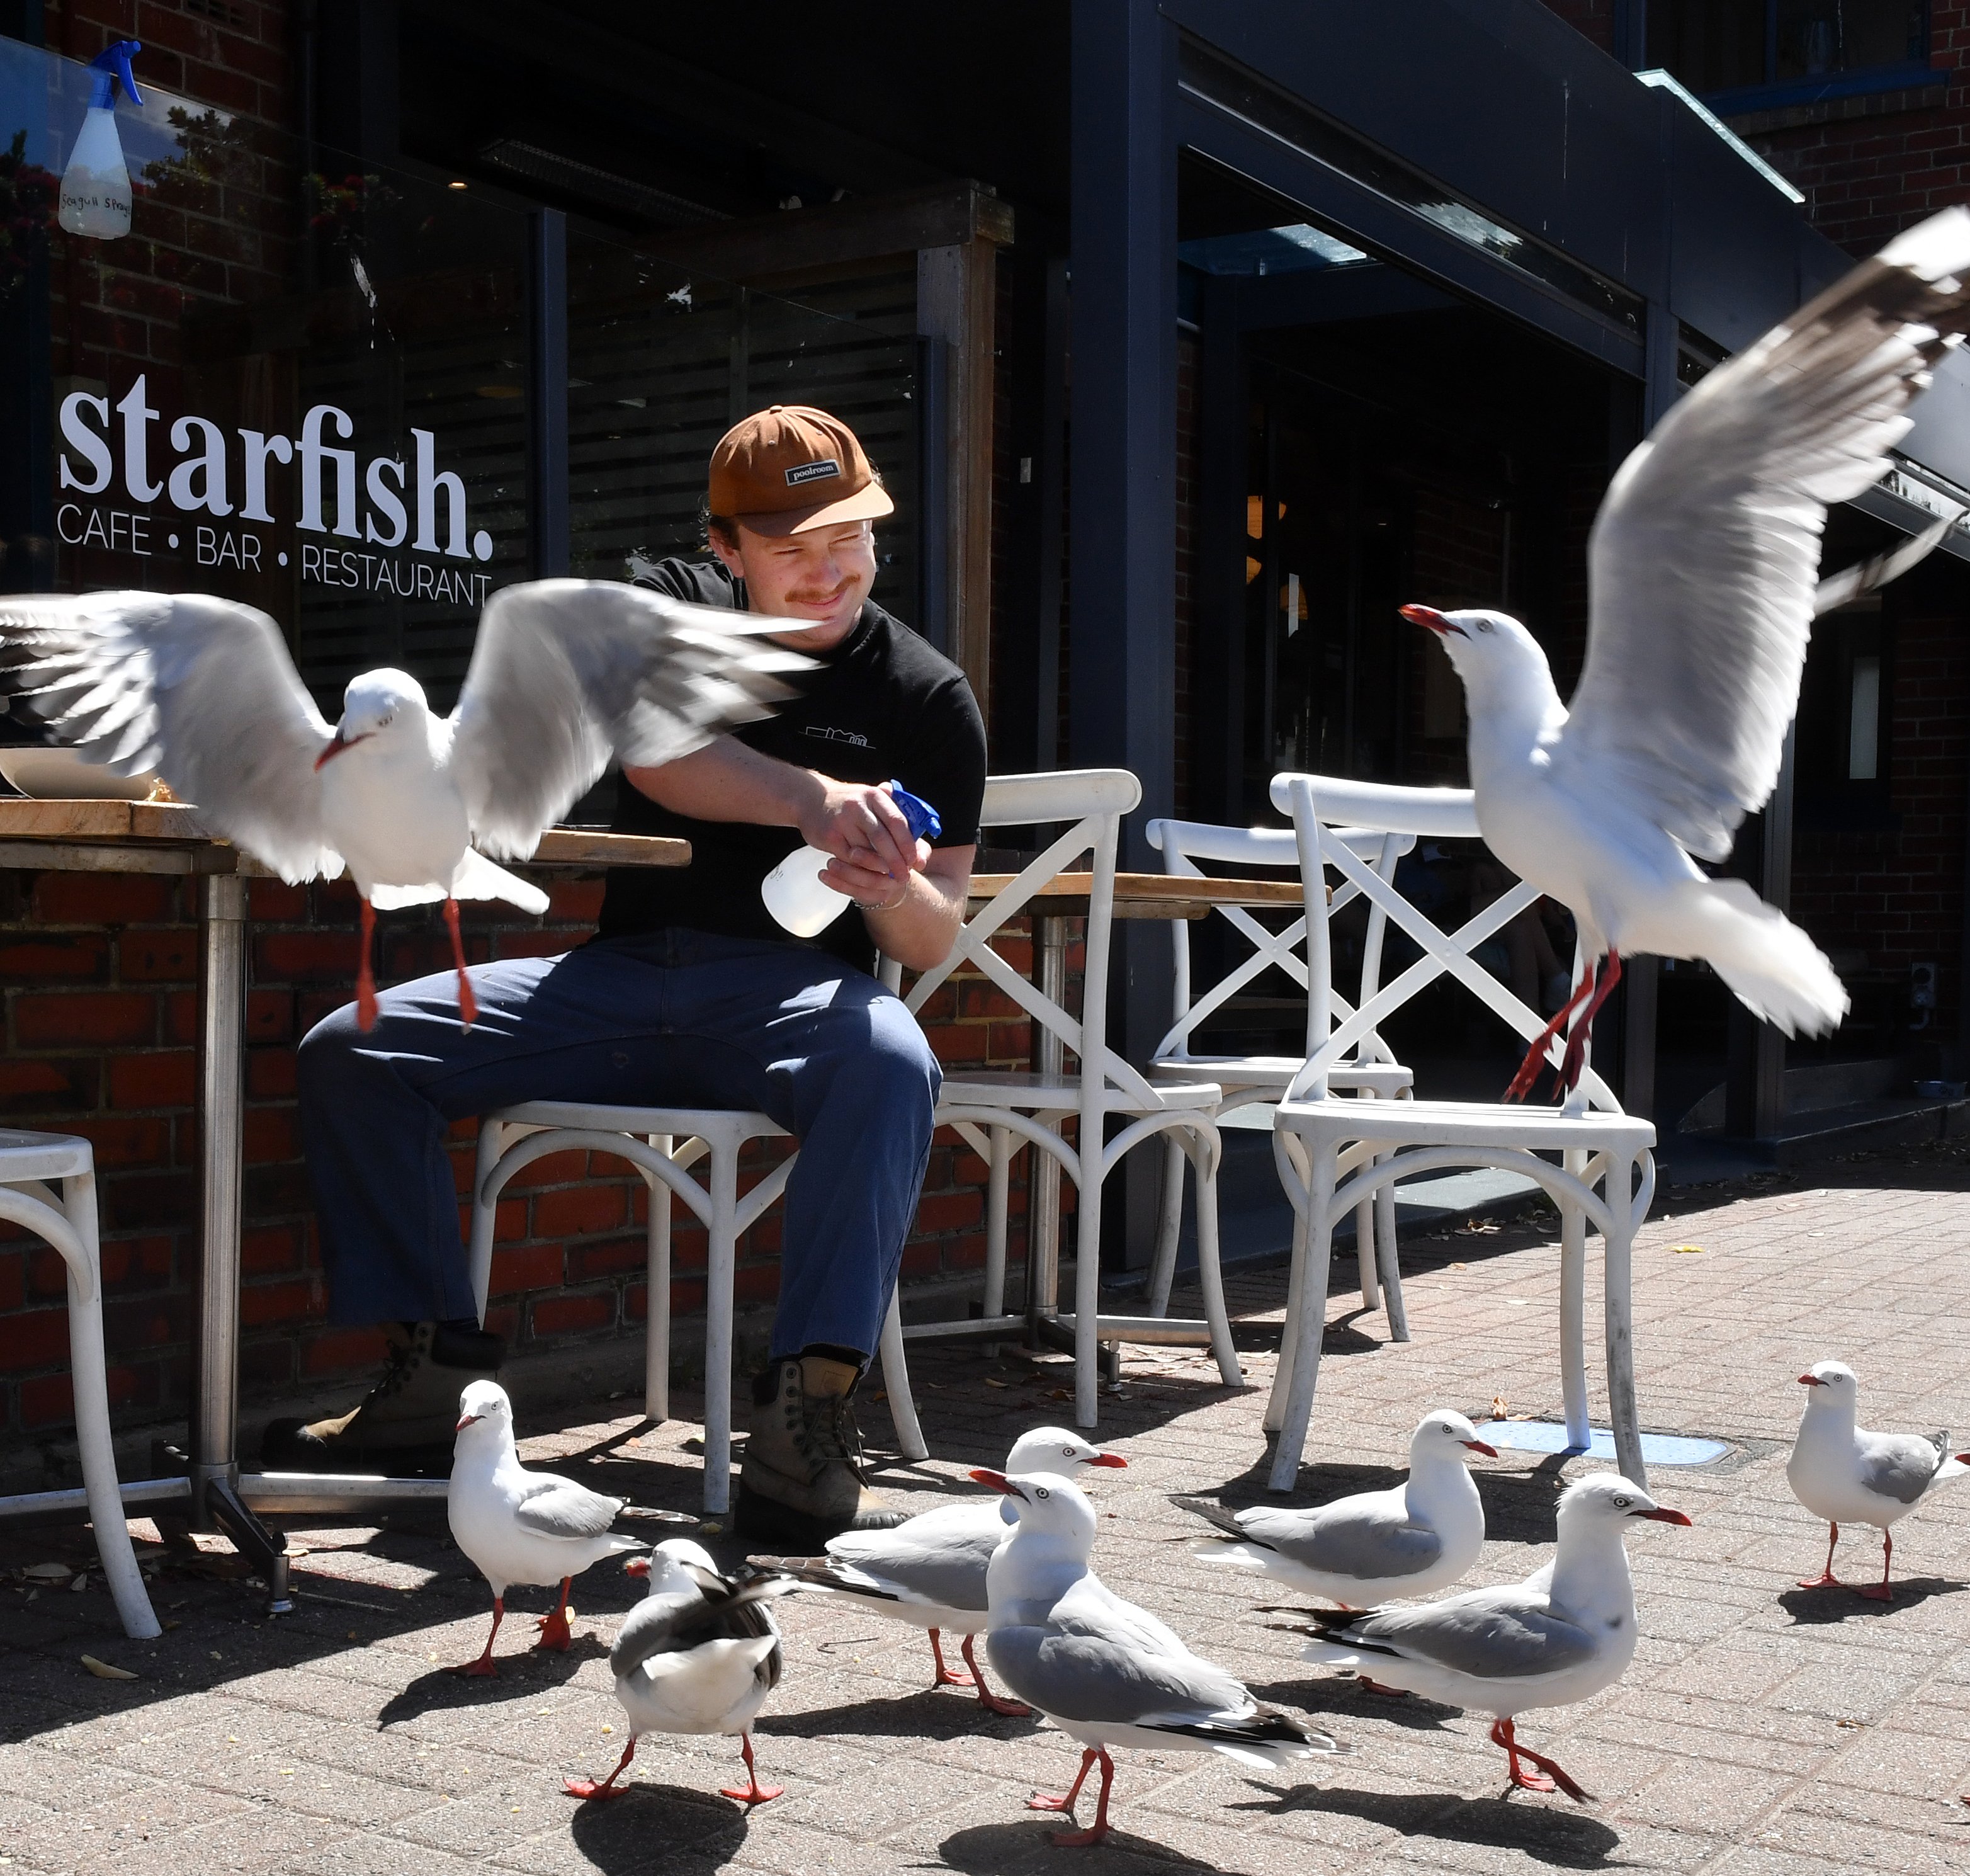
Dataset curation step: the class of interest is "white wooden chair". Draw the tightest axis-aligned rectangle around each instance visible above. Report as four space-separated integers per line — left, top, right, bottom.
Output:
466 1107 926 1515
0 1130 160 1639
889 769 1242 1429
1265 773 1658 1491
1143 816 1416 1338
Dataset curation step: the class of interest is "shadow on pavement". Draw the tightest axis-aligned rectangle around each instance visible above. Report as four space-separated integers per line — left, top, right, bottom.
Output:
941 1817 1218 1872
373 1637 609 1727
1779 1576 1966 1623
567 1778 752 1868
1235 1780 1622 1868
762 1686 1042 1742
1245 1673 1460 1732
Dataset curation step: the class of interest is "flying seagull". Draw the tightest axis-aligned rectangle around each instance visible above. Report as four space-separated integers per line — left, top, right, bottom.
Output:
1288 1473 1689 1802
1787 1358 1968 1600
1403 205 1970 1099
752 1424 1127 1716
0 581 809 1029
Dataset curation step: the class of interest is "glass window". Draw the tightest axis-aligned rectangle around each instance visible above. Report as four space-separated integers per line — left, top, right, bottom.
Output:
1647 0 1930 101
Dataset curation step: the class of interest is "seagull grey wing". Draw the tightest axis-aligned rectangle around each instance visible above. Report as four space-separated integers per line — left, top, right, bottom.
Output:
1244 1499 1443 1581
1857 1429 1947 1503
988 1621 1250 1726
1558 206 1970 861
448 579 812 860
609 1591 706 1679
1344 1586 1597 1680
509 1474 628 1541
0 591 339 882
831 1521 1000 1612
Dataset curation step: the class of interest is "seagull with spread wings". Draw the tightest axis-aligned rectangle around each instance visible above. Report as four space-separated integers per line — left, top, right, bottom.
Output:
1401 205 1970 1098
0 581 808 1029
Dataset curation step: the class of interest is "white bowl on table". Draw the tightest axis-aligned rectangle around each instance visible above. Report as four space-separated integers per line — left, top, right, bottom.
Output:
0 748 159 801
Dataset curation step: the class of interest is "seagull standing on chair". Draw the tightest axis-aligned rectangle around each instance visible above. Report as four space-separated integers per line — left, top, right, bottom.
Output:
446 1380 689 1674
1403 207 1970 1100
1787 1358 1968 1600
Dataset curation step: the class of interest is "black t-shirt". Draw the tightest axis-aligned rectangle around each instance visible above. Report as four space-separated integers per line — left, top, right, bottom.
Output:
596 557 987 972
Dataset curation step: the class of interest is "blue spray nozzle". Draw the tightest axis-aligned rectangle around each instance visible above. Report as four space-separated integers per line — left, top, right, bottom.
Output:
888 781 941 843
87 40 143 110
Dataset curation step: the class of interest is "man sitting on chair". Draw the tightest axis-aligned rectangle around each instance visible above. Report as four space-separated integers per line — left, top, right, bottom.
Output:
270 404 986 1547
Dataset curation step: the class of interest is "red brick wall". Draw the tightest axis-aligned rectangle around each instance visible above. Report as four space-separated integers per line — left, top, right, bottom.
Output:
0 866 1044 1450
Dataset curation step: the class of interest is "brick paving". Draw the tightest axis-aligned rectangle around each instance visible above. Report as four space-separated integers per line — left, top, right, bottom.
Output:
7 1146 1970 1874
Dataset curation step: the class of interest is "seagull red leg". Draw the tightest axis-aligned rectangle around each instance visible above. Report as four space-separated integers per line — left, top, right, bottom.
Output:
1857 1530 1895 1601
927 1627 974 1687
536 1576 575 1651
355 897 378 1032
1799 1520 1843 1588
1492 1718 1556 1794
443 897 478 1030
1505 965 1599 1103
1556 950 1623 1097
563 1737 636 1800
1050 1749 1115 1848
718 1732 783 1805
1027 1746 1098 1813
960 1632 1033 1716
1497 1721 1590 1802
1356 1677 1412 1697
448 1594 503 1676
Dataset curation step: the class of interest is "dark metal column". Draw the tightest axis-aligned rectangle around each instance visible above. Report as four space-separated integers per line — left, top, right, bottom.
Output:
528 208 570 581
1069 0 1179 1268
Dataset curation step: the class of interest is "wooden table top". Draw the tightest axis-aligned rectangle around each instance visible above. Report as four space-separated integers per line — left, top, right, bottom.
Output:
967 872 1306 921
0 798 690 875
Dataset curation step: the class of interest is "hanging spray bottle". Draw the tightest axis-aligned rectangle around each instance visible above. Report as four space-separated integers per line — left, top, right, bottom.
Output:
59 40 142 241
762 782 942 938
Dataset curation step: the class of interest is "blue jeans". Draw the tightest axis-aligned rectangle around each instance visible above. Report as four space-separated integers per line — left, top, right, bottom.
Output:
296 928 941 1362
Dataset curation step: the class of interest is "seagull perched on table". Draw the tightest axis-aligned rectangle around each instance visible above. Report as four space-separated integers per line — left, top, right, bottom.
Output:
752 1425 1127 1716
1287 1473 1689 1802
1787 1358 1968 1600
0 581 808 1030
978 1468 1349 1847
564 1539 797 1807
1181 1409 1495 1615
446 1379 691 1675
1403 206 1970 1100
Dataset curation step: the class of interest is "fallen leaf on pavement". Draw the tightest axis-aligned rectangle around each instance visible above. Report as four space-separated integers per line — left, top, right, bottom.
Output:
1668 1244 1705 1254
81 1655 138 1680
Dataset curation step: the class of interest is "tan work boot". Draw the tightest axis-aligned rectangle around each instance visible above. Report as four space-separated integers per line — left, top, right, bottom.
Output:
259 1321 504 1477
733 1355 907 1547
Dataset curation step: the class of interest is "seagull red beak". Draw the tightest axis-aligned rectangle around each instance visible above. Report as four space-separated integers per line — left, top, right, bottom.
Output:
1797 1373 1823 1386
970 1467 1026 1502
1463 1439 1500 1457
1637 1506 1693 1525
1400 603 1464 637
1084 1452 1128 1468
313 731 369 770
624 1557 650 1578
455 1413 480 1431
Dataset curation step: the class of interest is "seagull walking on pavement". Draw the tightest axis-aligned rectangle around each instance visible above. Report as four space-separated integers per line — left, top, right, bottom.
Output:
1787 1358 1968 1600
1286 1474 1688 1801
446 1379 689 1674
1182 1409 1495 1617
1401 207 1970 1101
977 1467 1349 1847
0 582 808 1029
752 1426 1127 1716
564 1539 797 1807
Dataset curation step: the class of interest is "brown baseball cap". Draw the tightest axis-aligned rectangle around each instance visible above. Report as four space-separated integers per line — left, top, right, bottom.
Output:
708 404 895 537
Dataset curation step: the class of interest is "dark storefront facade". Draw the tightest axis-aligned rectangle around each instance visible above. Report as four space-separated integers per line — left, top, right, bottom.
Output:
3 0 1969 1454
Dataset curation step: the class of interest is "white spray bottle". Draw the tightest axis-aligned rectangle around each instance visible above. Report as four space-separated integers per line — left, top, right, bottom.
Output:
762 782 942 938
59 40 142 241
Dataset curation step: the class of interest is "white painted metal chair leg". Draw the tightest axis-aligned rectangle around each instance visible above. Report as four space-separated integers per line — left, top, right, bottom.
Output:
1146 1134 1185 1318
982 1126 1010 1355
876 1290 928 1462
645 1134 673 1423
1374 1163 1409 1341
1265 1134 1311 1435
1560 1151 1589 1450
1073 1164 1104 1431
1184 1128 1242 1388
1354 1175 1379 1314
1603 1153 1645 1489
1268 1139 1337 1491
467 1119 506 1324
62 1169 159 1640
702 1144 739 1516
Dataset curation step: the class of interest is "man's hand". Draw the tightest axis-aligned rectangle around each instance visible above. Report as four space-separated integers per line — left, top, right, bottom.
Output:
798 778 926 893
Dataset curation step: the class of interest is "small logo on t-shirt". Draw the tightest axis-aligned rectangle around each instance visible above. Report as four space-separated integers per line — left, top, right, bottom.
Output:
785 458 842 487
804 725 869 747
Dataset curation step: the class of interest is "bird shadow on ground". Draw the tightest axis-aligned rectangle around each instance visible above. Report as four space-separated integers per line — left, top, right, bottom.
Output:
373 1639 609 1727
939 1818 1216 1872
1244 1673 1461 1732
1233 1781 1622 1869
1779 1576 1967 1623
762 1687 1043 1742
566 1780 751 1871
